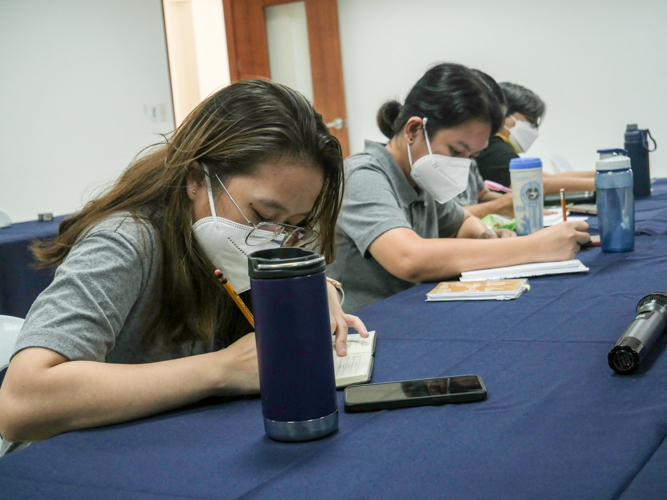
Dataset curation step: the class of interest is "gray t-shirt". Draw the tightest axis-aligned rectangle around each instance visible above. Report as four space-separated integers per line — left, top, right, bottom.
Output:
455 160 486 206
1 213 214 455
327 141 465 312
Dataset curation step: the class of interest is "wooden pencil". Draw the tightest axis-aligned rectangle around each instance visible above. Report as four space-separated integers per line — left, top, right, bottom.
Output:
214 269 254 328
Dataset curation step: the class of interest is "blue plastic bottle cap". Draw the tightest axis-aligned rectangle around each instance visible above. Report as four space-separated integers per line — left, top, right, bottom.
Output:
509 157 542 170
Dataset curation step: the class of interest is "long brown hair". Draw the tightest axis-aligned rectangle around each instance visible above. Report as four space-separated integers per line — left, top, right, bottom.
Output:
32 80 344 348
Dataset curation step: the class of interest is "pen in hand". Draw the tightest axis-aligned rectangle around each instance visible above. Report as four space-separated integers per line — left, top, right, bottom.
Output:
214 269 254 328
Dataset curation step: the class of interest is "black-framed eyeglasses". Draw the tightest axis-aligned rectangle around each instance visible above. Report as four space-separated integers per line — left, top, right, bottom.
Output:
213 172 318 248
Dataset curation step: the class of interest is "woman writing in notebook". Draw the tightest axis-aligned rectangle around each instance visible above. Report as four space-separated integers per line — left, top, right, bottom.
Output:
0 80 367 454
327 63 591 312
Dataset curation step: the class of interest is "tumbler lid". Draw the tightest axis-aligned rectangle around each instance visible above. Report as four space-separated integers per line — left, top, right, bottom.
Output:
597 148 627 159
248 247 326 279
596 155 631 171
509 157 542 170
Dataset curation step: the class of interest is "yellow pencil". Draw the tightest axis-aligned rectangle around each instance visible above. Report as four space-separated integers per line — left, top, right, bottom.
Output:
214 269 254 328
560 188 567 222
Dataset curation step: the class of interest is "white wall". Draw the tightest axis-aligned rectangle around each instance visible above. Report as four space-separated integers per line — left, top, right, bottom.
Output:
338 0 666 177
0 0 175 223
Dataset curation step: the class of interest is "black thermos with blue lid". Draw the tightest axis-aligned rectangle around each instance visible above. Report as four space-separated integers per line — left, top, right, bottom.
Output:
248 247 338 442
624 124 657 198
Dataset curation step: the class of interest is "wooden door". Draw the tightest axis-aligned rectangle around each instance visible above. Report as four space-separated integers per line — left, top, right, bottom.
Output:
223 0 350 156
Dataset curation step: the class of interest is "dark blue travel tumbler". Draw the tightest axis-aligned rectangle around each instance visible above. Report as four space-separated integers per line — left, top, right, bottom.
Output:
248 247 338 442
624 124 657 198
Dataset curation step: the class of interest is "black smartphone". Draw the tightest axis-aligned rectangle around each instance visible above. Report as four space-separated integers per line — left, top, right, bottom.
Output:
544 191 596 206
344 375 487 412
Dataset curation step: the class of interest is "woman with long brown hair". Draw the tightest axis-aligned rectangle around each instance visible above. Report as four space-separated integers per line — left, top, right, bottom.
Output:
0 79 366 454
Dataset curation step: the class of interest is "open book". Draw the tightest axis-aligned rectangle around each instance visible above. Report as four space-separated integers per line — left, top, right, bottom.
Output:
427 279 529 301
460 260 589 282
333 330 376 388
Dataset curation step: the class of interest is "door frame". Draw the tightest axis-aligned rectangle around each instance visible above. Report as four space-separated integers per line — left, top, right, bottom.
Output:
222 0 349 156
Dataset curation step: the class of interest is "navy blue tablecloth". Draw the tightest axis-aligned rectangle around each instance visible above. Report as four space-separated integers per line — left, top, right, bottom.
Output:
1 192 667 498
2 241 667 498
621 435 667 499
0 216 66 318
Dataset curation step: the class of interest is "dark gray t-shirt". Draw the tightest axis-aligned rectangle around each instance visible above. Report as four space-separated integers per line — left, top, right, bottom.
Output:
1 213 214 455
327 141 465 312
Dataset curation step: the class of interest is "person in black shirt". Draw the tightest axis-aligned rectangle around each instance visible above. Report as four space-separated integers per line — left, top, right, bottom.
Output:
476 83 595 194
474 135 517 187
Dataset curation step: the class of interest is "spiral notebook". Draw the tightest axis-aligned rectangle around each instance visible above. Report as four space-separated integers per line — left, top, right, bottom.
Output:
332 330 376 388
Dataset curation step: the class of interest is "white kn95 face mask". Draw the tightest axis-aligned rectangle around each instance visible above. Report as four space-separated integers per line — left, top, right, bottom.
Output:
192 167 280 293
407 117 472 203
506 115 539 153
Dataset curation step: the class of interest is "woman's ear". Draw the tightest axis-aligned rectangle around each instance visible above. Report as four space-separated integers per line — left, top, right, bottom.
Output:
404 117 424 145
186 161 206 201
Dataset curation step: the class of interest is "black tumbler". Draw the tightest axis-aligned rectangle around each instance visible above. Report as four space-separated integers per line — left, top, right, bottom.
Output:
248 247 338 442
624 124 657 199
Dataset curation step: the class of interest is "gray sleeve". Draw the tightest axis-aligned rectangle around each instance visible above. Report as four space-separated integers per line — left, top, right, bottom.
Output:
436 200 466 238
470 162 486 200
455 161 486 206
337 167 412 257
12 217 152 362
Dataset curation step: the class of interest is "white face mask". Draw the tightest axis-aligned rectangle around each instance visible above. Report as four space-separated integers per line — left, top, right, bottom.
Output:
407 117 472 203
192 170 281 293
506 115 539 153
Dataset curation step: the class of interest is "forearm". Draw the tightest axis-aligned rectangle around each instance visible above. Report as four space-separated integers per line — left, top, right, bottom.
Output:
546 171 595 179
0 349 228 442
455 212 489 238
370 221 589 285
543 176 595 195
479 189 502 202
406 236 538 282
463 196 513 219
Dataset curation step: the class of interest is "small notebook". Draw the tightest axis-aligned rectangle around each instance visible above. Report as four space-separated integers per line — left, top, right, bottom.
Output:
426 279 529 301
460 259 589 282
333 330 376 388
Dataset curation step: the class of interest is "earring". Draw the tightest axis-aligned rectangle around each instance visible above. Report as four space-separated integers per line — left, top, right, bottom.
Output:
192 190 196 195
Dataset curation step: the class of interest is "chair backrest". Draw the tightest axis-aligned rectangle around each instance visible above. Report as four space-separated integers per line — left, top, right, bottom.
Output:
0 315 22 446
541 151 574 174
0 315 24 375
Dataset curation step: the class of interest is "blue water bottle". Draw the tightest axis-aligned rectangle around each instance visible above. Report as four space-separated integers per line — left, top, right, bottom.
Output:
595 149 634 252
248 247 338 442
624 124 657 198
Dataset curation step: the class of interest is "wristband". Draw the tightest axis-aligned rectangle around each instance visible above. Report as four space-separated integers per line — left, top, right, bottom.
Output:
326 277 345 306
